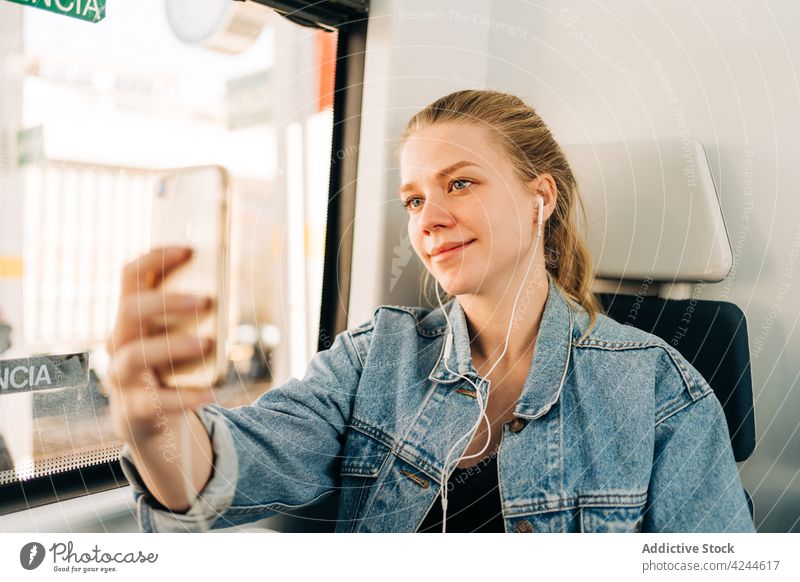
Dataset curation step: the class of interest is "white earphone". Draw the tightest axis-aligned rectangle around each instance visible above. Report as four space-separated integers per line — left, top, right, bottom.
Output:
434 193 545 532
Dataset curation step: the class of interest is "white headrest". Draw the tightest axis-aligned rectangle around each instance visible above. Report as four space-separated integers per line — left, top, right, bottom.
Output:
563 139 732 283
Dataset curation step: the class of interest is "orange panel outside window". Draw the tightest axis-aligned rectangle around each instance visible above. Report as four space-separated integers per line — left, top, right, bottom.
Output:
315 30 337 112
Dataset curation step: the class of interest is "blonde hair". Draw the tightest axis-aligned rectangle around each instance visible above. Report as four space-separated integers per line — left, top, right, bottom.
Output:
398 89 604 341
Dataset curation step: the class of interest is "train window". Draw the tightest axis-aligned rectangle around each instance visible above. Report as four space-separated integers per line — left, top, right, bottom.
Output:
0 0 364 512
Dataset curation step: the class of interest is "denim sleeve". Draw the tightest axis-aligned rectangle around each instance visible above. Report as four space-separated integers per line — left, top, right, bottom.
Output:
119 405 239 532
118 327 365 533
643 348 756 532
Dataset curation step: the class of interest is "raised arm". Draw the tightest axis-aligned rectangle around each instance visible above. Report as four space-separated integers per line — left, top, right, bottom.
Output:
120 326 365 532
106 247 219 516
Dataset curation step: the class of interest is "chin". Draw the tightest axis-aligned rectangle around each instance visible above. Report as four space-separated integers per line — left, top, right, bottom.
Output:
430 271 480 298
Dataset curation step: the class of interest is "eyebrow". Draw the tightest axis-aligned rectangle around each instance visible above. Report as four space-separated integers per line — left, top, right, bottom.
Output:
399 160 481 194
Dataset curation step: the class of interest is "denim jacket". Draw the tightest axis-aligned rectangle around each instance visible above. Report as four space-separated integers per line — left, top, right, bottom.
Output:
119 271 755 533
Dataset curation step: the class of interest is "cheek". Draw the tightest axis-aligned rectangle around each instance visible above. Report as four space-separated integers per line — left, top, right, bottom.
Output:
408 226 425 259
487 207 528 246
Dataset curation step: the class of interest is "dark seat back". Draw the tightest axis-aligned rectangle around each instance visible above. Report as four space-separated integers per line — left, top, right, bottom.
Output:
596 293 756 462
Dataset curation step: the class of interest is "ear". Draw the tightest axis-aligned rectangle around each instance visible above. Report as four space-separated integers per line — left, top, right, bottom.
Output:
526 173 557 219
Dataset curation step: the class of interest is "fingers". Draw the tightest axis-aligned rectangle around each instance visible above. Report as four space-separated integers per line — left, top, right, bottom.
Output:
145 308 212 335
107 334 215 389
108 247 209 353
108 292 212 350
143 294 213 333
109 292 212 348
120 246 193 296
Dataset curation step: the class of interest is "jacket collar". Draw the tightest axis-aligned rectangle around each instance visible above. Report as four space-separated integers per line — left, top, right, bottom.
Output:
427 270 575 420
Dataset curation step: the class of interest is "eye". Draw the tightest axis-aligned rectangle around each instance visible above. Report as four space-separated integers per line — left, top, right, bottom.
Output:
402 196 423 210
450 178 473 191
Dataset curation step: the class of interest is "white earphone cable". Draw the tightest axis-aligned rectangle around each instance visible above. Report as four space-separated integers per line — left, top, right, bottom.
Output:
435 195 545 532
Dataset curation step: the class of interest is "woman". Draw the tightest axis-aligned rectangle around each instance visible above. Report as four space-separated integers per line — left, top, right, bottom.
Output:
109 90 755 533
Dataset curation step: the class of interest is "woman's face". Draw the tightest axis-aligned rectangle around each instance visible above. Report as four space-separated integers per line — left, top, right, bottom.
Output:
399 122 549 298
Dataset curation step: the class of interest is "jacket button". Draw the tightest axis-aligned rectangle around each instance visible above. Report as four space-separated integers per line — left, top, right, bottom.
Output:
508 418 527 433
514 519 534 533
634 519 643 533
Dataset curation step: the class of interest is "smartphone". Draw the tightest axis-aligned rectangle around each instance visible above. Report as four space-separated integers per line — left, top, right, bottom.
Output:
150 165 231 389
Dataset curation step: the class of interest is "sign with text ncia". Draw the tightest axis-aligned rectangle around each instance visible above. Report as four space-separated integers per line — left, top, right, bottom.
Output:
4 0 105 23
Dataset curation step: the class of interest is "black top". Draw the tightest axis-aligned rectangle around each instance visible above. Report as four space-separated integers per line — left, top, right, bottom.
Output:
417 453 504 533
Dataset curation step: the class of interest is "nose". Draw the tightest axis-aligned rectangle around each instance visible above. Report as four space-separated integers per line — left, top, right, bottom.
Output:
416 194 456 233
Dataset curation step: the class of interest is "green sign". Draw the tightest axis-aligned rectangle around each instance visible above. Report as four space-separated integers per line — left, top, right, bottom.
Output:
4 0 105 23
0 353 88 395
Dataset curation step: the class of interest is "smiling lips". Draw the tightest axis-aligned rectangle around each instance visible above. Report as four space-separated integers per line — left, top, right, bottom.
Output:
430 239 476 259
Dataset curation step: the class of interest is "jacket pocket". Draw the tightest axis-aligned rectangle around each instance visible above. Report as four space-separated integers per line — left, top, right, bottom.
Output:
579 501 646 532
338 427 392 531
340 427 392 477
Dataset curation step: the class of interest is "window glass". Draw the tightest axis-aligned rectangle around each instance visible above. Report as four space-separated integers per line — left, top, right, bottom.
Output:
0 1 337 485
